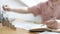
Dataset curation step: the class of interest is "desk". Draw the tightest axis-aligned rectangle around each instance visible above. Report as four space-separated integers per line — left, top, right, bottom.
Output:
0 23 2 29
0 26 39 34
16 28 38 34
0 18 44 34
1 26 60 34
1 18 60 34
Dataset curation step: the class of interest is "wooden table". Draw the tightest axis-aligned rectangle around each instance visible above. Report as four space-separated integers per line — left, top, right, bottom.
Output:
1 18 60 34
0 26 39 34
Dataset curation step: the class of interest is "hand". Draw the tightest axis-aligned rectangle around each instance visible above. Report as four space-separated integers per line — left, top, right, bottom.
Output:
44 20 58 29
2 5 11 11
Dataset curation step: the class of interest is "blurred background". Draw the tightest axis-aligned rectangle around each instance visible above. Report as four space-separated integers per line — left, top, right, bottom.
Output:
0 0 48 23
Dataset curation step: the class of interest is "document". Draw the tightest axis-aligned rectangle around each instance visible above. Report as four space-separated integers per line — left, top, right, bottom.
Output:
12 21 47 30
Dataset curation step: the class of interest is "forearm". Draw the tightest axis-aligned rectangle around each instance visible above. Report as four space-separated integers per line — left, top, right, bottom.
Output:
10 7 31 14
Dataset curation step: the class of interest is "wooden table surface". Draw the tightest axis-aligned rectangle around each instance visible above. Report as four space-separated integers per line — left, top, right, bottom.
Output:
0 26 17 34
1 25 60 34
0 26 38 34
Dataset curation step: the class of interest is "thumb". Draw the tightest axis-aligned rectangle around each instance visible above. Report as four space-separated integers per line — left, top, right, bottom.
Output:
5 5 8 7
44 20 50 24
3 4 9 7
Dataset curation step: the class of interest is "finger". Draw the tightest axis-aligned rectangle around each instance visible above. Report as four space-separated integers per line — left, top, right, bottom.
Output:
50 23 56 28
48 22 57 29
46 22 53 26
44 21 50 25
48 22 56 27
5 5 8 7
2 5 5 10
52 23 57 28
47 22 54 27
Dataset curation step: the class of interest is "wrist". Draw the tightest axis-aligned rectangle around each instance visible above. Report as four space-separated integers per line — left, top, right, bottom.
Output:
9 8 13 11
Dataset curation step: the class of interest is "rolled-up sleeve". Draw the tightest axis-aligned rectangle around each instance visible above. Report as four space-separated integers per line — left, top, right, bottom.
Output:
28 3 42 16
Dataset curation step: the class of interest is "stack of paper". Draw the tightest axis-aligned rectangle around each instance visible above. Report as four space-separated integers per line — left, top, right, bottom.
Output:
12 21 47 30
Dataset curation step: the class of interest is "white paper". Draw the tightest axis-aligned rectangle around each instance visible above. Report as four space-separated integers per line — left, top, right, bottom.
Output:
39 31 60 34
12 21 47 30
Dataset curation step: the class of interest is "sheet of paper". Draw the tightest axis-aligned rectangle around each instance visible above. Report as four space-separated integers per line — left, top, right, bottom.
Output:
12 21 47 30
39 31 60 34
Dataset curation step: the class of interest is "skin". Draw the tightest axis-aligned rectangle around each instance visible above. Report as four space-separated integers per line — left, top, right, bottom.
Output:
50 0 57 2
2 0 58 29
3 0 58 13
50 0 58 6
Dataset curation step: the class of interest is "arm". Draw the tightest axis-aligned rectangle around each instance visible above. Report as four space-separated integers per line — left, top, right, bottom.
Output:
2 5 32 14
10 7 31 14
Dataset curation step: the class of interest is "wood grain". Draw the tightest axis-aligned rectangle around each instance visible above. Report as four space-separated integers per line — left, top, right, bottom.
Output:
0 26 38 34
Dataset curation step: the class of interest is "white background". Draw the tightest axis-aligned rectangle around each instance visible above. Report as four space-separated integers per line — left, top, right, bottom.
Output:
0 0 46 23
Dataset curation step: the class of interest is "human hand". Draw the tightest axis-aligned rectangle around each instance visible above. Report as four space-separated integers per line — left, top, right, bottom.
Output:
44 20 58 29
2 5 11 11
